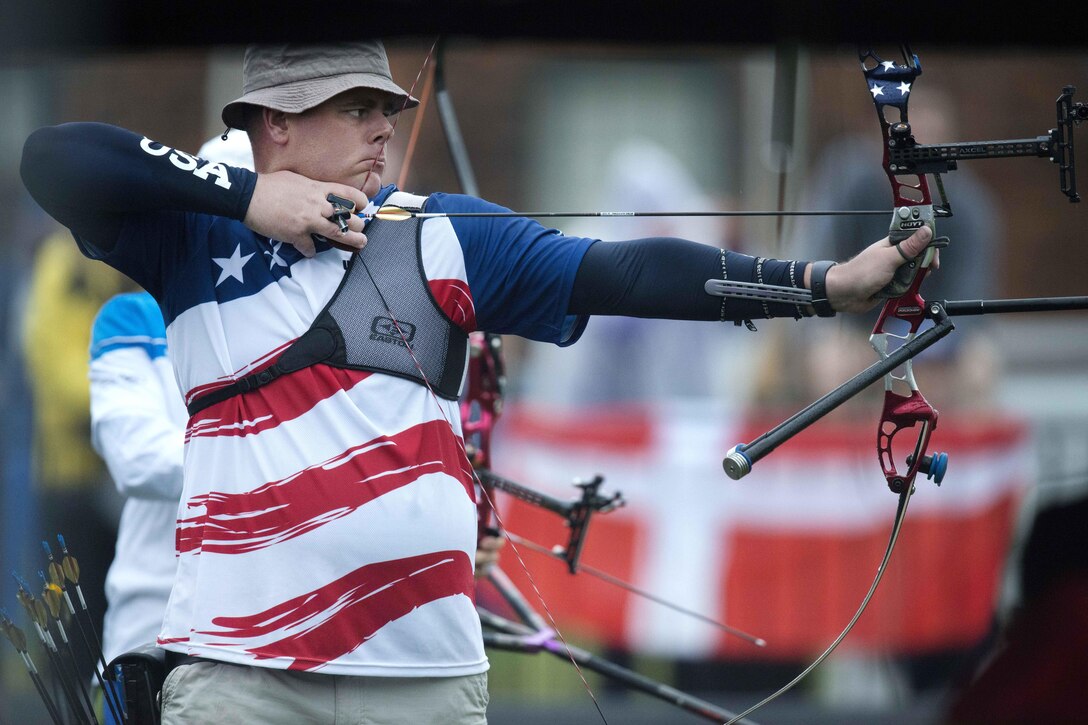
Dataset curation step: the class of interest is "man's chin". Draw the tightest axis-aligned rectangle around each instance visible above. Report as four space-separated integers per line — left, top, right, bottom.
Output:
360 175 383 198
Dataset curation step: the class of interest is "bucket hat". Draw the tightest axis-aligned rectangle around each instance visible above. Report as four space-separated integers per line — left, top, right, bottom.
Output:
222 41 418 129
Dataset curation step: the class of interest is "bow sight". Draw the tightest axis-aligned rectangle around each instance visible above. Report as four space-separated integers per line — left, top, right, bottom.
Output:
885 84 1085 204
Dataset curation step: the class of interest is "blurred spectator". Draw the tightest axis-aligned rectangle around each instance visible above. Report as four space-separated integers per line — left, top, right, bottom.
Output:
22 227 133 683
946 492 1088 722
0 189 56 719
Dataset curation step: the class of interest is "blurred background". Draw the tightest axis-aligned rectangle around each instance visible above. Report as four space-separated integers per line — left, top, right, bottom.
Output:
1 36 1086 724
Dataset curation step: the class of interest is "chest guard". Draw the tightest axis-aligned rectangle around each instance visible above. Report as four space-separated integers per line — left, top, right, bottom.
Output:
188 193 469 416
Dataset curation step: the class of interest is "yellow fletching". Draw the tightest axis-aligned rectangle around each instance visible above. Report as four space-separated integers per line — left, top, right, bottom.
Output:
48 562 64 587
42 584 63 618
374 206 413 222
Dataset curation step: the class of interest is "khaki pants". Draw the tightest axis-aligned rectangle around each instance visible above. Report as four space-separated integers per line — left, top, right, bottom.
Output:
161 660 488 724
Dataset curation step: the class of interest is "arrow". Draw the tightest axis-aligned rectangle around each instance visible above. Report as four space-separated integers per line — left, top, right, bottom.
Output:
365 205 889 222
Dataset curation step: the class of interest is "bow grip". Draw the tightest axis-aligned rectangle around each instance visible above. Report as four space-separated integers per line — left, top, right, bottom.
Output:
878 204 937 298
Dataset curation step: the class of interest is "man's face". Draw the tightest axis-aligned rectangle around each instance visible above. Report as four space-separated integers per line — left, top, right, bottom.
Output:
285 88 401 198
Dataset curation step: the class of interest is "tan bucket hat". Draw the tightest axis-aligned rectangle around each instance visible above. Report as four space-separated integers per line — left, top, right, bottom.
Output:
221 41 419 130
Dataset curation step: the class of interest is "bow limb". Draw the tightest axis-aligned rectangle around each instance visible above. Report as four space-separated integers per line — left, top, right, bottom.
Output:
769 43 802 252
461 332 505 540
433 38 481 198
725 485 914 725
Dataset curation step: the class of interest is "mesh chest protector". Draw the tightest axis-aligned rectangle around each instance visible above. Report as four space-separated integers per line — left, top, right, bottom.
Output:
187 193 469 417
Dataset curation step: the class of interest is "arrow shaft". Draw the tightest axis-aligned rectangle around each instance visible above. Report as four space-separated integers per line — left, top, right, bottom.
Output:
369 208 888 221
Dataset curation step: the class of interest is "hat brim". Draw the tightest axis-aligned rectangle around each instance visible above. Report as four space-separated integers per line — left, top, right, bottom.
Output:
222 72 419 129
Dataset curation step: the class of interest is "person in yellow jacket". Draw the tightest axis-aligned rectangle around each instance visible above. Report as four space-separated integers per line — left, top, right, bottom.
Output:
22 228 133 683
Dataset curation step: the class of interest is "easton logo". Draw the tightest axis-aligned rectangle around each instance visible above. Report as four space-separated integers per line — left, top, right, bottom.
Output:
370 317 416 346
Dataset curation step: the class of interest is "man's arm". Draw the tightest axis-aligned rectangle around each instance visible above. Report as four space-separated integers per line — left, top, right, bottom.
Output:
20 123 370 261
89 294 184 501
91 348 185 501
428 191 934 344
21 123 256 258
568 230 933 319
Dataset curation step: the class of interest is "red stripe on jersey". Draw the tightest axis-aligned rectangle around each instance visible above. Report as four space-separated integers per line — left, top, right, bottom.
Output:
185 339 296 405
429 278 476 332
176 420 473 554
199 550 474 670
186 363 374 440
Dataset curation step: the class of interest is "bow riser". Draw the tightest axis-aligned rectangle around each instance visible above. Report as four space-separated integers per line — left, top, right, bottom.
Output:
862 47 945 493
870 258 939 493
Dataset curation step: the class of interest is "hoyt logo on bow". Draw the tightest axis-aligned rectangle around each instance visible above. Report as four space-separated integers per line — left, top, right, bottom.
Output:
370 316 416 346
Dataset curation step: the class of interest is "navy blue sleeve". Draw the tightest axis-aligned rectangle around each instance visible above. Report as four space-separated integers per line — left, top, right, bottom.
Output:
569 238 812 322
426 193 595 346
20 123 256 277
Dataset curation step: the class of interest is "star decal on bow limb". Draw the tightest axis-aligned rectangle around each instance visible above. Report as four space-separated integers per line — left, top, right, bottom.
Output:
212 243 255 286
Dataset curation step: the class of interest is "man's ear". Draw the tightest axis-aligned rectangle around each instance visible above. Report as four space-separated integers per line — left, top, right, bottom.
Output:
262 108 291 146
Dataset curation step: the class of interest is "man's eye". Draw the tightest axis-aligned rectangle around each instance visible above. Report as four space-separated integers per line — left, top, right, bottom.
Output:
347 108 371 118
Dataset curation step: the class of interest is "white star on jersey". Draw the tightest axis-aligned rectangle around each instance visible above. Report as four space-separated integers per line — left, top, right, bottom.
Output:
898 82 911 95
212 244 254 286
870 84 884 98
881 61 896 71
265 240 288 270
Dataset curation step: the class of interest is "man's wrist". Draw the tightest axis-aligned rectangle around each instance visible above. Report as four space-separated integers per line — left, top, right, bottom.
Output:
808 260 838 317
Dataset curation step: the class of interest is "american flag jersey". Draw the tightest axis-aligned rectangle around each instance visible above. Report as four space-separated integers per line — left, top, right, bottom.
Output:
87 185 593 676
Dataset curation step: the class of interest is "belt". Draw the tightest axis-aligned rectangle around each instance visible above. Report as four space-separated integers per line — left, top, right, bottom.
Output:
163 651 207 671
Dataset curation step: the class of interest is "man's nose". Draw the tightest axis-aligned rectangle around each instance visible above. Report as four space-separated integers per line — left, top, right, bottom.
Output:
370 117 394 145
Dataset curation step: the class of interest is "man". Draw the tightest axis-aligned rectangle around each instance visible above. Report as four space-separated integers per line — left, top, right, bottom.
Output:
21 41 931 723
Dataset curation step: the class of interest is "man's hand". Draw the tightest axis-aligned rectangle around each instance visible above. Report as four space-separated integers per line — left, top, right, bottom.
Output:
243 171 370 257
824 227 935 313
475 534 505 579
